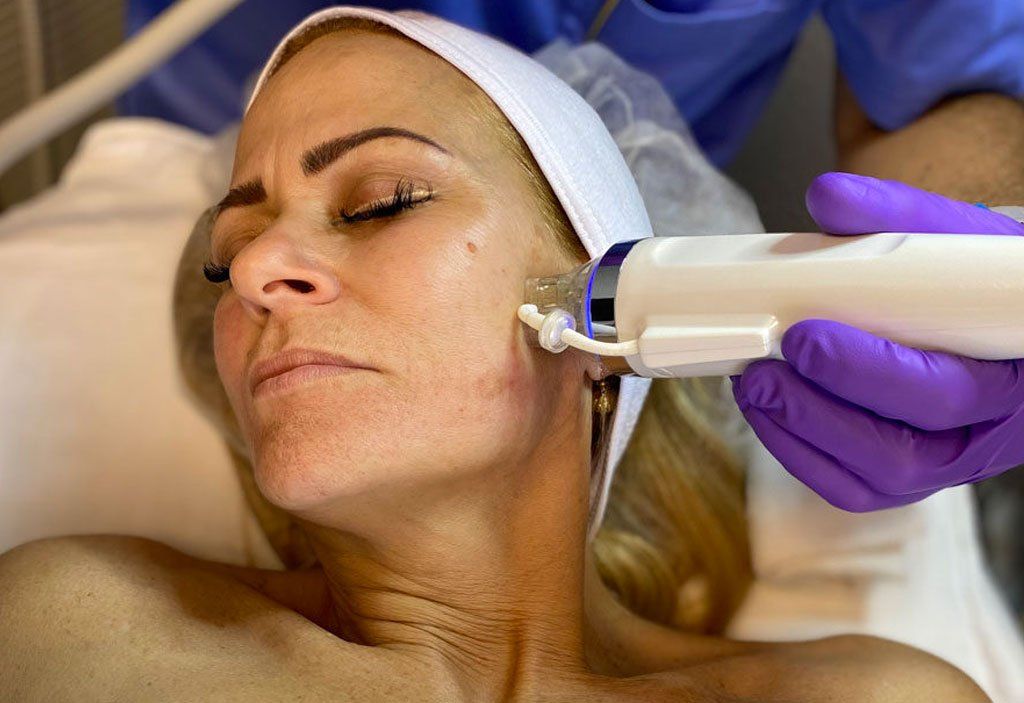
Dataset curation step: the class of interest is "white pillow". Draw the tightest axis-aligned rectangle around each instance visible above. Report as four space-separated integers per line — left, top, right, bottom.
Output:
0 117 279 568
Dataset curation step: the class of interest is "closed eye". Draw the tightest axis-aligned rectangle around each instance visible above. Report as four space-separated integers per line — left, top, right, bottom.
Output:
201 178 434 285
333 178 433 226
203 261 231 284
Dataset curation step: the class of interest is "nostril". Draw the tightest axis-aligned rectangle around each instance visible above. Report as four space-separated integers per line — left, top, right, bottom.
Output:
285 279 315 294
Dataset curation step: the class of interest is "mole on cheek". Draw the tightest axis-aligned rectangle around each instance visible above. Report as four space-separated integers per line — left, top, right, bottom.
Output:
466 241 478 254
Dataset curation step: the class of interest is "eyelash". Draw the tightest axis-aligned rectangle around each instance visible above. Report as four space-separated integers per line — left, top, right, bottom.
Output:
201 178 433 284
333 177 433 225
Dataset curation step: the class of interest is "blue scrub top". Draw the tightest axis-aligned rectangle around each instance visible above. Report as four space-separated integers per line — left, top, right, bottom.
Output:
120 0 1024 166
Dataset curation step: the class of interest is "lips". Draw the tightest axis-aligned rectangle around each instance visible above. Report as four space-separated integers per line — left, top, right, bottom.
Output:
249 348 372 394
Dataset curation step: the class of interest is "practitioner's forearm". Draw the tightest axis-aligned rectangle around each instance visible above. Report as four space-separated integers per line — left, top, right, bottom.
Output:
834 73 1024 205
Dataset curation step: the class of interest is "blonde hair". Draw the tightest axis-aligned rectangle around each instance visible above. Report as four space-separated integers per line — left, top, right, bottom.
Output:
173 17 751 634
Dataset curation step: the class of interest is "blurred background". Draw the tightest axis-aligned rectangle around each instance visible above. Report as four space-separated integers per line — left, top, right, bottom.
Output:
0 0 836 230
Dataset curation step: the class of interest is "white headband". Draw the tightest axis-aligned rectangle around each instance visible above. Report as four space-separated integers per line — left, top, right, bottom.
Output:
245 6 654 542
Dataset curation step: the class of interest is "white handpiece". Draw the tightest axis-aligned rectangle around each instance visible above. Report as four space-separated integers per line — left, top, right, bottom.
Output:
519 228 1024 378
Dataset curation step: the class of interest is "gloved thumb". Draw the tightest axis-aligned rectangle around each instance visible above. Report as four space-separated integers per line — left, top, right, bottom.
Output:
805 172 1024 236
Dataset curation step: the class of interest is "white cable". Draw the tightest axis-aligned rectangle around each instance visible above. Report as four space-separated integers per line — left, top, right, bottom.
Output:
0 0 246 177
517 304 639 357
15 0 51 190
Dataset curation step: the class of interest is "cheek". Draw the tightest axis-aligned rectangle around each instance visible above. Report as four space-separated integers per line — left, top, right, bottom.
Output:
212 295 253 403
466 318 534 417
396 218 545 432
364 203 527 350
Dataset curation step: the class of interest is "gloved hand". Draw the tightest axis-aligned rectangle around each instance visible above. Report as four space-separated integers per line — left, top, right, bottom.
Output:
731 172 1024 511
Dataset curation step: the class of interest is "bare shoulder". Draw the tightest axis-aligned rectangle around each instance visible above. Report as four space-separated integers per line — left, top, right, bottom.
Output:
0 532 312 629
0 534 206 623
678 633 990 703
781 634 991 703
0 534 196 616
1 533 199 575
0 536 177 699
0 535 328 702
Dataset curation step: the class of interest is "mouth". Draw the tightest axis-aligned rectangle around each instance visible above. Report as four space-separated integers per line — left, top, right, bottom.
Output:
253 363 368 397
250 348 375 396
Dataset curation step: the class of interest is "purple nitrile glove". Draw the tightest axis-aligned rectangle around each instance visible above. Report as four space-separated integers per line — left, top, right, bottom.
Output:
730 172 1024 512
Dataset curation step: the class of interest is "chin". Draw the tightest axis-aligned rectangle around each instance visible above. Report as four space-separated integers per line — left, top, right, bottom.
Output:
249 416 385 513
255 466 324 513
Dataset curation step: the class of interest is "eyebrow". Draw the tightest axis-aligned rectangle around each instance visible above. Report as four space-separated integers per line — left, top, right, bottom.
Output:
301 126 449 175
212 126 449 223
215 179 266 213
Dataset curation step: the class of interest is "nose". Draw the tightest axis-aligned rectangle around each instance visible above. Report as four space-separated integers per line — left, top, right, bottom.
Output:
228 225 341 320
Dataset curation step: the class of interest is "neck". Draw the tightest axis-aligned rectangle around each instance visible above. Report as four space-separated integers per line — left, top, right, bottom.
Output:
291 429 618 699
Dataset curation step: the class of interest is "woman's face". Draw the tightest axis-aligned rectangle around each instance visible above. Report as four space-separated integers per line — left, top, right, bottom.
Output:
211 31 593 514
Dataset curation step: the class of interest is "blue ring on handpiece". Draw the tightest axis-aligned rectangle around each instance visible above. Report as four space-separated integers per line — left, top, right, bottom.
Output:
584 264 596 339
587 240 641 340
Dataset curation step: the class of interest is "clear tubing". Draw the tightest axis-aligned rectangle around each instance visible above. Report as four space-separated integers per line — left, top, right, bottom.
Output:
523 259 598 338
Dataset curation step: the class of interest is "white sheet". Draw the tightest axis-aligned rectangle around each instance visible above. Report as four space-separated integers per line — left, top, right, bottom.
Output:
0 118 278 568
723 398 1024 702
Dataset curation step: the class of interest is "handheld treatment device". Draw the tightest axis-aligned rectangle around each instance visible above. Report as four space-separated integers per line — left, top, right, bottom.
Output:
518 229 1024 378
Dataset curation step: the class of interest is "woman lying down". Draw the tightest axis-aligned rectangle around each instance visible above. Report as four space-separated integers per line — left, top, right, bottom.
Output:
0 7 991 702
